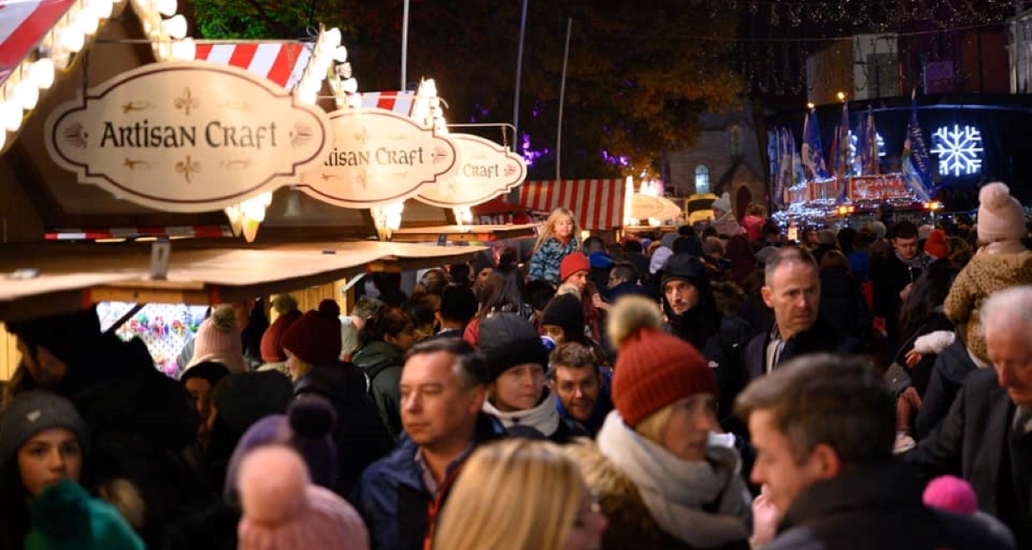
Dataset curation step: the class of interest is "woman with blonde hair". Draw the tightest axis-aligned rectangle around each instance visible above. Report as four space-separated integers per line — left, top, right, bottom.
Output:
565 296 754 550
434 439 607 550
529 207 582 284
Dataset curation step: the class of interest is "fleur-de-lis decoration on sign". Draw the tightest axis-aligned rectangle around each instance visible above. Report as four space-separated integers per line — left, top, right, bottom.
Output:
354 126 369 145
121 101 153 113
63 122 87 148
432 146 450 163
173 88 198 115
291 123 313 148
175 156 201 183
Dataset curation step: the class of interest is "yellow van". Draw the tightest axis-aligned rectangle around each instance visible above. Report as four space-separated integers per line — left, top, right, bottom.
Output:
684 193 717 225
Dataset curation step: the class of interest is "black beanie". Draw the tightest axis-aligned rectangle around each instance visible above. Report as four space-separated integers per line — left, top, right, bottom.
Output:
478 313 550 382
661 253 711 293
540 294 585 343
471 252 496 276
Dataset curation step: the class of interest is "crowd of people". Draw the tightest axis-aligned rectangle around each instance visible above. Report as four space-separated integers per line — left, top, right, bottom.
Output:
0 182 1030 549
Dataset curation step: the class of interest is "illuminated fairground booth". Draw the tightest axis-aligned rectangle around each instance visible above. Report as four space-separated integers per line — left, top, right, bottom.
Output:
766 94 1032 229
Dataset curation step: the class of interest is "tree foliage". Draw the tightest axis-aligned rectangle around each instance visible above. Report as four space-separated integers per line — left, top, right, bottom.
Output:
189 0 740 179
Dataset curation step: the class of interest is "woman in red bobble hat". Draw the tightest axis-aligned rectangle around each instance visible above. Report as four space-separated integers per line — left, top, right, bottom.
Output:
281 300 343 383
564 296 755 550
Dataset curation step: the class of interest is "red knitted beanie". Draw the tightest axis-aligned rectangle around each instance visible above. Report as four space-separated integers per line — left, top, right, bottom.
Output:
280 300 342 367
560 252 590 283
261 309 303 363
609 297 717 428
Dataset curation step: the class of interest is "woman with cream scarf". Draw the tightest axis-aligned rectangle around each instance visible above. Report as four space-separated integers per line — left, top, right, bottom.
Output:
565 296 754 549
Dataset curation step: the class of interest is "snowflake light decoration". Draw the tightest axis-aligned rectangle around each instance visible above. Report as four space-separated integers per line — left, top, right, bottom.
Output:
848 131 886 159
930 124 983 177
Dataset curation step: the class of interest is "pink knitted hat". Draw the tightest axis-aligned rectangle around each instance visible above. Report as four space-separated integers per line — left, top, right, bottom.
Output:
922 475 977 515
237 446 369 549
188 305 245 373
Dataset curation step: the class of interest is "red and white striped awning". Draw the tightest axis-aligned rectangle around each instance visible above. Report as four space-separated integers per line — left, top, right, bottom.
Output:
519 179 626 230
0 0 76 87
358 91 415 116
194 42 311 90
45 225 234 241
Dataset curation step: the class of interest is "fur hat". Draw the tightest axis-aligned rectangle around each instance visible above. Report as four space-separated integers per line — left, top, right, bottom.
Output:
281 300 343 367
540 294 585 343
977 182 1025 242
478 313 550 382
261 296 303 363
560 252 591 283
712 192 732 214
924 229 949 260
607 296 717 428
0 391 89 467
189 305 245 373
237 446 369 550
25 481 145 550
224 395 338 499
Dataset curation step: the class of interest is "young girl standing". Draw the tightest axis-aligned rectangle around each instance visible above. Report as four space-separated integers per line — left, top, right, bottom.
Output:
529 208 581 284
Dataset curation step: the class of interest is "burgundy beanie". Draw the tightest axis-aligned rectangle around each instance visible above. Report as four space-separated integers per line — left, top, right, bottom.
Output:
260 309 303 363
280 300 342 366
560 252 590 283
609 296 717 428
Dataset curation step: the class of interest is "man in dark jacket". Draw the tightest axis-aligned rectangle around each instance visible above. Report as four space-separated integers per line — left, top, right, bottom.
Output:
872 220 931 357
914 338 979 439
906 286 1032 547
744 247 863 382
351 338 506 550
736 353 1013 550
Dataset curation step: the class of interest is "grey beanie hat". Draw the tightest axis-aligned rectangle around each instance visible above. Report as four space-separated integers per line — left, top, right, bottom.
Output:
0 391 88 467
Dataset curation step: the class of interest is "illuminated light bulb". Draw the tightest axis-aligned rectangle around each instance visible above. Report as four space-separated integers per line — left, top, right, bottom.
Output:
339 77 358 94
322 27 342 47
75 7 100 36
161 15 188 39
13 80 39 110
0 99 22 132
57 24 85 52
297 87 317 105
332 45 348 63
170 38 196 61
224 204 243 237
240 192 272 222
28 58 55 89
153 0 177 17
91 0 113 19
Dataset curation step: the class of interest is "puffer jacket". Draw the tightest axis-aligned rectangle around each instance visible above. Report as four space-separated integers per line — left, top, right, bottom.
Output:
529 237 579 284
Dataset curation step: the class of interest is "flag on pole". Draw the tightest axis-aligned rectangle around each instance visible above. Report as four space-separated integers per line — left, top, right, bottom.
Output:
865 106 880 175
901 91 933 202
853 116 867 176
835 102 850 201
801 109 829 181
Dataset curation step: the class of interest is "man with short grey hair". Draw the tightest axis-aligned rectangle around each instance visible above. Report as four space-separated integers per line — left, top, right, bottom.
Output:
907 285 1032 547
743 246 863 382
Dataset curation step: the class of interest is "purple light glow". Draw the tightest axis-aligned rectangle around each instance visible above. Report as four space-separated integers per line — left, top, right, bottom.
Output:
520 132 548 167
602 150 630 167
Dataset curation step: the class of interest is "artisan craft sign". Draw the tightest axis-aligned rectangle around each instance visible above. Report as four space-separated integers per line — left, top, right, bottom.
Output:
297 108 459 208
45 61 331 212
415 133 527 208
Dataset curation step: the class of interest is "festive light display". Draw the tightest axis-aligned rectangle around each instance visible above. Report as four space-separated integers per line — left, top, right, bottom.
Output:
930 124 983 177
848 130 886 158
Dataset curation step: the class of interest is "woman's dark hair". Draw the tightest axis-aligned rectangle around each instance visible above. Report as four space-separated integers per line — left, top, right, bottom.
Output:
898 259 958 343
525 280 557 312
364 307 415 343
477 264 527 317
241 298 269 366
448 263 473 287
403 295 440 333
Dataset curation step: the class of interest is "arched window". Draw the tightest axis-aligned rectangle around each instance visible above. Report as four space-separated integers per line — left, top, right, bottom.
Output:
694 165 710 194
729 124 744 157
